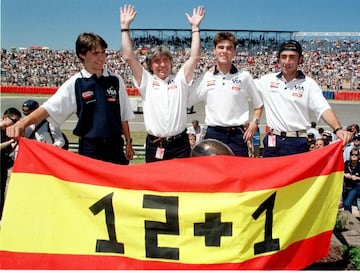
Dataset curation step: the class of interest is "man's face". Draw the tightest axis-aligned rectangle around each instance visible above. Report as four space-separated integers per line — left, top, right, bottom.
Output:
354 138 360 147
213 40 236 65
279 50 302 78
81 45 106 75
151 55 171 80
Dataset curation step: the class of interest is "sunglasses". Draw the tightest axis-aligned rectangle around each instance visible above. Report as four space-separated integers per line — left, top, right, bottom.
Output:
8 116 19 124
350 153 359 156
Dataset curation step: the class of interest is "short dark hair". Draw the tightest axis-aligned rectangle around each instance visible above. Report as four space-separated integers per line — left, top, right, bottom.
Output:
76 32 108 63
213 32 237 48
3 107 22 118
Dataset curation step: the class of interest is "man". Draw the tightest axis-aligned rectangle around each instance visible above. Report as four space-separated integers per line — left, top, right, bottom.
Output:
189 32 263 157
343 133 360 162
120 4 205 162
306 121 321 140
7 33 134 165
187 119 206 145
1 107 21 219
256 40 351 157
22 99 66 149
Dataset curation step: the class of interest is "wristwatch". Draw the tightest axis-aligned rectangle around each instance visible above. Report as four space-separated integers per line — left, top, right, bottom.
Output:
253 118 260 125
126 138 133 144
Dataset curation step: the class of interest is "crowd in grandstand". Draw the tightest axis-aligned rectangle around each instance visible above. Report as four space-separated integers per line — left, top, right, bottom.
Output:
1 37 360 90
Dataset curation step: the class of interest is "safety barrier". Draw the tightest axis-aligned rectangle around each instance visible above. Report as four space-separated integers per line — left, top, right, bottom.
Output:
0 85 140 96
334 91 360 101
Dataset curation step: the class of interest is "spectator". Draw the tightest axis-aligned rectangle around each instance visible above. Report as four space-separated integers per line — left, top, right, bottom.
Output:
188 133 196 149
249 127 261 157
322 130 334 144
314 138 329 149
342 148 360 213
22 99 66 148
1 37 359 90
189 32 263 157
187 119 206 145
0 107 21 220
255 40 351 157
120 4 205 162
6 33 135 165
308 139 316 151
349 124 360 137
306 121 320 140
343 133 360 162
307 133 315 143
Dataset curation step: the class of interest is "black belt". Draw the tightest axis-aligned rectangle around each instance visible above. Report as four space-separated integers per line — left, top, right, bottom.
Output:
271 129 307 138
208 125 245 134
148 129 187 144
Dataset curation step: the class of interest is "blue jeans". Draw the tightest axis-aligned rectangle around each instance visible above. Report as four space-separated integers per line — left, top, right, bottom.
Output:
262 135 308 157
205 127 248 157
342 185 360 212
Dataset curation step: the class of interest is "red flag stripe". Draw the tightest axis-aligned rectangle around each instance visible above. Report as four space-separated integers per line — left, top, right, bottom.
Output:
12 138 343 193
0 230 332 270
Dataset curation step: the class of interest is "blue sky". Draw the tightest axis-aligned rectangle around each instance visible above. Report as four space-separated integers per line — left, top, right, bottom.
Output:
2 0 360 50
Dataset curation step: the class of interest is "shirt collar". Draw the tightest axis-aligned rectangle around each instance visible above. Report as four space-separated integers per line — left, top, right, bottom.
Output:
276 70 305 80
213 64 238 75
80 68 109 78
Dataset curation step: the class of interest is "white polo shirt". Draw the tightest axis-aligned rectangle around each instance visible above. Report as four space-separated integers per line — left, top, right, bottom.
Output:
42 69 135 127
134 66 190 137
255 71 330 132
189 65 263 127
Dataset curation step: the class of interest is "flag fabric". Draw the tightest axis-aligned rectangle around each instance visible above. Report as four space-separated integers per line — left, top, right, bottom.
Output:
0 138 343 270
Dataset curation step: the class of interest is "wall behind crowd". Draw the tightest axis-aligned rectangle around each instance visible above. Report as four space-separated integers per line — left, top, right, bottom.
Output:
1 37 359 91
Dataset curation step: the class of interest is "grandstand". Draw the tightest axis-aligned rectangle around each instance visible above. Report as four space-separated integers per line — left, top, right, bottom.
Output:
127 28 295 51
1 29 359 93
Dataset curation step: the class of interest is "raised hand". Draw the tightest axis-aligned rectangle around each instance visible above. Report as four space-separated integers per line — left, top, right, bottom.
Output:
185 6 205 28
120 4 137 29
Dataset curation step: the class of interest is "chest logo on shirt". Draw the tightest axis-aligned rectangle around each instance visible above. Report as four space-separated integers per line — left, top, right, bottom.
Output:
232 78 242 85
270 82 280 89
106 86 117 102
206 80 216 87
152 80 160 90
231 78 242 91
82 90 94 99
292 84 305 98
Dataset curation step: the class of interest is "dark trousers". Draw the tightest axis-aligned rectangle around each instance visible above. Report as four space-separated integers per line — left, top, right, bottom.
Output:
342 185 360 212
262 134 308 157
145 130 190 163
0 167 8 219
79 137 129 165
205 126 248 157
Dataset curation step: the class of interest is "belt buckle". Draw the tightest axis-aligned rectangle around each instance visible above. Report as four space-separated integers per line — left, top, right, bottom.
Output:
280 131 286 138
165 136 172 142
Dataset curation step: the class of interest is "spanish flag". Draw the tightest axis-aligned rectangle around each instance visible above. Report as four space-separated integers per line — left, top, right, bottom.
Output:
0 138 343 269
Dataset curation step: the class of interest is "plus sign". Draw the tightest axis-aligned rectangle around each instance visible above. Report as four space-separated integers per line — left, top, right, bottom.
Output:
194 212 232 247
